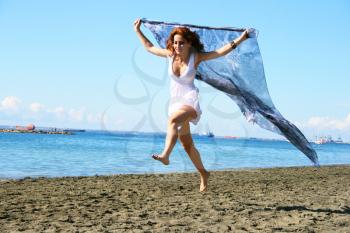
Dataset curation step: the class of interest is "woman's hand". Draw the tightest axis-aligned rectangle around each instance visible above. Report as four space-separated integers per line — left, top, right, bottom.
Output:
233 29 249 46
134 19 142 32
240 29 249 41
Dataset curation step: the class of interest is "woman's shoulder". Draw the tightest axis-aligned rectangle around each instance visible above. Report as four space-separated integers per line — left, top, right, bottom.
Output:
193 50 205 58
192 50 199 57
192 50 201 65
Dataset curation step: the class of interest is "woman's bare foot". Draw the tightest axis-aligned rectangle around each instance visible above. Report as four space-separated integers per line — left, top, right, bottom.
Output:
151 154 169 165
199 170 210 192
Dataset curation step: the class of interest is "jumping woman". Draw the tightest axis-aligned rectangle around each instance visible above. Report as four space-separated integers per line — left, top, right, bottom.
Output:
134 19 249 192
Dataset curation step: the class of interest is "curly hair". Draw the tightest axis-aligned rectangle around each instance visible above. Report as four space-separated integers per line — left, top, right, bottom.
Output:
166 27 204 53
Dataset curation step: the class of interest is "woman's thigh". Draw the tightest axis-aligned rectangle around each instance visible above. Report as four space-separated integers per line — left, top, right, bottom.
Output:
169 105 197 125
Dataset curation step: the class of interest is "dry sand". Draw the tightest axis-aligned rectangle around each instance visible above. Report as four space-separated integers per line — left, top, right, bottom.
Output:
0 165 349 232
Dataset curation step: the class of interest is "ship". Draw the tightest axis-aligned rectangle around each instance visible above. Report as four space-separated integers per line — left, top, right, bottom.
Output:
314 136 343 144
198 130 214 137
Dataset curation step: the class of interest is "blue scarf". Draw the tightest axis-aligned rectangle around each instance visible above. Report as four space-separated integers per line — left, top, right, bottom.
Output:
141 19 319 166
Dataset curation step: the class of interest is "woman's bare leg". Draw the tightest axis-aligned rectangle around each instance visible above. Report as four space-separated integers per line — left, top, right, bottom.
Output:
178 121 210 192
152 106 197 165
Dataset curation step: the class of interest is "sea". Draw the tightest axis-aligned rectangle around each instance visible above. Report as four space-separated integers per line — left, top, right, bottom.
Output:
0 130 349 179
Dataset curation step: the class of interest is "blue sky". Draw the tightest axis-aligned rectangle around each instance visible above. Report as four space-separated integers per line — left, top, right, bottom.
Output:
0 0 349 141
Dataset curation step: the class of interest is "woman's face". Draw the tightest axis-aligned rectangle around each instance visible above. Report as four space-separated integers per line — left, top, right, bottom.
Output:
173 34 191 55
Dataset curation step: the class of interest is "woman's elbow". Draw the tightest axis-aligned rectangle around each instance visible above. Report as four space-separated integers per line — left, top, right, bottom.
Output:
145 46 154 53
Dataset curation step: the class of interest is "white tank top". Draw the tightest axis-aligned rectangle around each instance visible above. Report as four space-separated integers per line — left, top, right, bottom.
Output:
167 52 202 124
168 53 198 96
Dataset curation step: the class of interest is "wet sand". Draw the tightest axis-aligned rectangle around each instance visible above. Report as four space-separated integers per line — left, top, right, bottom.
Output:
1 165 349 232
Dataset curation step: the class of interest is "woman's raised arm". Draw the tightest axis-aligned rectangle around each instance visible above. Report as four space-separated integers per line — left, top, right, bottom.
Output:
134 19 171 57
197 30 249 62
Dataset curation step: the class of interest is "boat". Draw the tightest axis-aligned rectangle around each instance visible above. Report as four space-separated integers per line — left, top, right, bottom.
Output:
199 130 214 137
314 136 343 144
15 123 35 131
334 137 344 143
207 131 214 137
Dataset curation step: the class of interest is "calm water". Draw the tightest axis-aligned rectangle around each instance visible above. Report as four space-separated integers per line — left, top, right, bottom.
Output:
0 131 349 179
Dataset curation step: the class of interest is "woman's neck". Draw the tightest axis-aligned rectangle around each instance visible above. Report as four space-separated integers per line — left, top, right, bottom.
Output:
176 50 191 62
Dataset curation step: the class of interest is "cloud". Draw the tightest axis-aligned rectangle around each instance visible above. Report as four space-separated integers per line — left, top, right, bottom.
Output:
48 106 66 119
0 96 21 110
0 95 107 128
46 106 105 125
29 102 45 113
86 113 103 124
68 108 86 122
304 113 350 131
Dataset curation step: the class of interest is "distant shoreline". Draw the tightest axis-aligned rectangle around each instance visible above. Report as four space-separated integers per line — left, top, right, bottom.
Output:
0 129 72 135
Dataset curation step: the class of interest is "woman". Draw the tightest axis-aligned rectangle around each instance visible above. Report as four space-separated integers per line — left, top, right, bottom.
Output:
134 19 249 192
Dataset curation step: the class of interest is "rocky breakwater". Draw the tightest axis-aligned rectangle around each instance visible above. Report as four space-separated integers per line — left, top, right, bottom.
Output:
0 129 72 135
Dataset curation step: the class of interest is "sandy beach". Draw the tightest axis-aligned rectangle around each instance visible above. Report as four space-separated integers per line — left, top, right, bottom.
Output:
0 165 349 232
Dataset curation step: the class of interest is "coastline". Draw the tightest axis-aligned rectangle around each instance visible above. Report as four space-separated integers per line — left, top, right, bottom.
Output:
1 165 349 232
1 163 349 181
0 129 72 135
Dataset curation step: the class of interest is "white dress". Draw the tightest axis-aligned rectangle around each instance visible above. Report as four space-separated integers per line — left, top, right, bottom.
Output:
168 53 202 125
